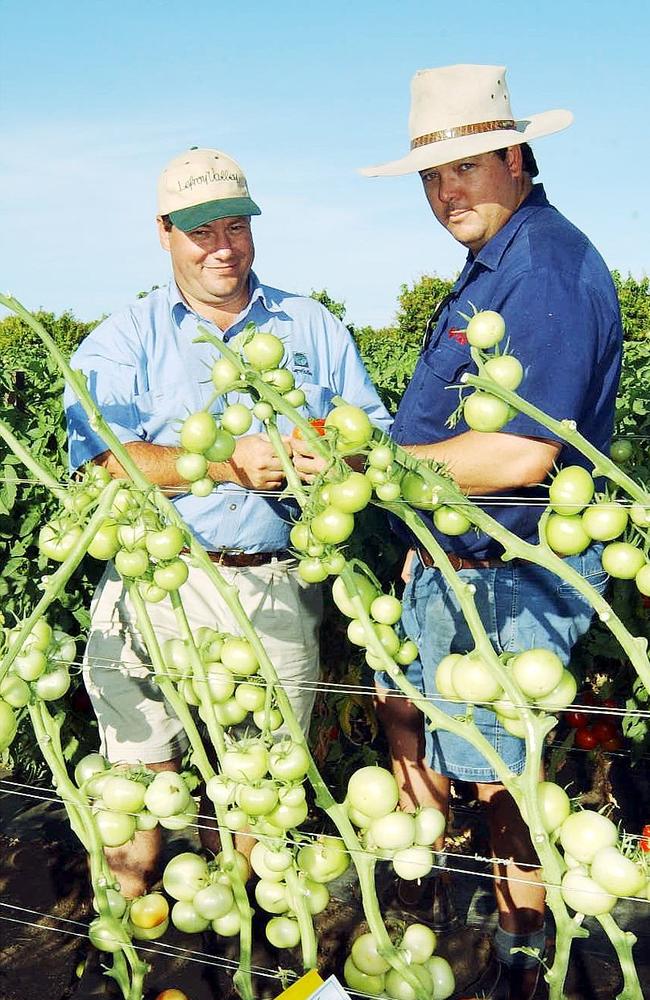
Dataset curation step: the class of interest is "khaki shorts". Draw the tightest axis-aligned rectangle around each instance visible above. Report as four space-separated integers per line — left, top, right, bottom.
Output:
83 558 323 764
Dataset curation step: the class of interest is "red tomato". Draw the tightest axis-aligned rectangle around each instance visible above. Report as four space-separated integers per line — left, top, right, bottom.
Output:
600 736 624 752
292 418 327 439
564 709 588 729
574 727 599 750
640 825 650 852
591 721 620 745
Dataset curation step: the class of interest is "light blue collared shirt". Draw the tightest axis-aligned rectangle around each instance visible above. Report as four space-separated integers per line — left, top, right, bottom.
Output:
65 275 392 551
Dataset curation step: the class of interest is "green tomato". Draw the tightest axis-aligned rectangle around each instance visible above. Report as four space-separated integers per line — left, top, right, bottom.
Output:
534 669 577 713
74 752 108 788
221 403 253 436
465 310 505 348
610 439 633 463
87 519 121 561
392 845 434 881
297 835 349 883
325 405 373 452
401 922 437 964
34 666 71 701
220 637 259 676
212 907 241 937
262 368 295 393
95 809 136 847
193 883 234 920
535 782 571 833
88 916 129 953
433 505 472 536
369 811 416 851
180 411 218 453
253 401 275 421
351 933 391 975
544 513 591 556
204 429 236 462
375 480 402 501
153 558 189 592
581 501 629 541
114 547 150 578
549 466 595 515
344 956 385 996
211 357 242 393
39 520 83 562
243 332 285 370
463 391 511 432
102 775 147 814
347 766 399 819
395 639 419 665
297 557 328 583
451 653 502 703
265 915 301 949
237 781 279 817
370 594 402 626
284 388 306 408
255 879 289 914
590 846 646 897
559 810 618 864
171 900 210 934
222 741 270 783
385 964 433 1000
512 648 564 699
561 869 616 916
425 956 456 999
400 472 439 510
175 451 208 483
483 354 524 390
145 525 185 560
0 700 18 750
144 771 191 818
414 807 446 846
163 852 210 902
636 564 650 597
331 572 379 618
328 473 373 513
0 674 30 708
601 541 645 580
14 648 48 681
367 445 393 470
310 506 355 545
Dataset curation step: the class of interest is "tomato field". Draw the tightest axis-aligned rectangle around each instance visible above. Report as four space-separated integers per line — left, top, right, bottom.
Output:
0 279 649 1000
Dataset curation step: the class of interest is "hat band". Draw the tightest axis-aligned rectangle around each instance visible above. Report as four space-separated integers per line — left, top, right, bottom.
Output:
410 119 517 150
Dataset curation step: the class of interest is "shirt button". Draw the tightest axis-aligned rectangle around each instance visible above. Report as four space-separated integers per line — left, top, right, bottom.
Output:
229 504 237 511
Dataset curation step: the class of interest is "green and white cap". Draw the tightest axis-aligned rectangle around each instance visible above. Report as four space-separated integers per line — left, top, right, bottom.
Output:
157 147 261 231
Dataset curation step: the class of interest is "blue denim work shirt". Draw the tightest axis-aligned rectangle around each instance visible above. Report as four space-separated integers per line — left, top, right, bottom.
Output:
65 275 392 552
391 185 623 560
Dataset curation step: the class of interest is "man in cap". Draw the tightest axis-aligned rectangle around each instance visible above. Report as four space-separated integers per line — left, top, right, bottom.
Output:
361 65 622 998
65 147 391 899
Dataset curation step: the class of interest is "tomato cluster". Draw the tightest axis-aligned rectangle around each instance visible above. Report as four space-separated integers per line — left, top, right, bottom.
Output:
345 923 454 999
0 619 77 748
564 693 624 751
74 753 197 848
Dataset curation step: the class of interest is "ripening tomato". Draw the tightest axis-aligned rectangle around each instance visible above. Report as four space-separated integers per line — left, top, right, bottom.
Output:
574 726 599 750
129 892 169 929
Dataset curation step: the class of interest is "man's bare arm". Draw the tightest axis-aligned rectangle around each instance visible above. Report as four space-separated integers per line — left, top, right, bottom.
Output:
94 434 293 493
405 431 560 495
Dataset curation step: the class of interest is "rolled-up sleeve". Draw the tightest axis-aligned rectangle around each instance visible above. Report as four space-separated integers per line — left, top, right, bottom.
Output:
64 317 144 472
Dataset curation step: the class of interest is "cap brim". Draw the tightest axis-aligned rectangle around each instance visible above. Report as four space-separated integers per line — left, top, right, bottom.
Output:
359 110 573 177
168 198 262 231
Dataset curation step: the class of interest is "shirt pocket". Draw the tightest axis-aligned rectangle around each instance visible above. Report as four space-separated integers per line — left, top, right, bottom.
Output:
133 377 213 444
421 340 471 384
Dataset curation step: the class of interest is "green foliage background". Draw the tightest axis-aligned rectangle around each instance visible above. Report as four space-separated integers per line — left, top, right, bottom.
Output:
1 273 648 784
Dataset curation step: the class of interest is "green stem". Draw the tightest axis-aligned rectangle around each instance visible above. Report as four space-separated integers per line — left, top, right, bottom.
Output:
597 913 644 1000
284 867 318 969
29 701 147 1000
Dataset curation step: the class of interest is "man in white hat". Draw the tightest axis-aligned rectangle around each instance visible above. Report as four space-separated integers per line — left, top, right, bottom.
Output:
65 148 391 902
363 66 622 998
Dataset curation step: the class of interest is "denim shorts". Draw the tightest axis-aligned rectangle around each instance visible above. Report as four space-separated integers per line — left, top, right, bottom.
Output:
376 547 607 782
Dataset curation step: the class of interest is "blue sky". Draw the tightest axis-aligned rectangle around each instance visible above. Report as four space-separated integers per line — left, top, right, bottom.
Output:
1 0 647 330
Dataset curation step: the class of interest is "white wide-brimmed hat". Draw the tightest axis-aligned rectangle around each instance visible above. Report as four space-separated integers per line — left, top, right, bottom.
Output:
360 64 573 177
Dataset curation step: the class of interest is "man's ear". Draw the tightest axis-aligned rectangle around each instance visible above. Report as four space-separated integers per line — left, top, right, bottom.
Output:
156 216 171 250
505 145 524 179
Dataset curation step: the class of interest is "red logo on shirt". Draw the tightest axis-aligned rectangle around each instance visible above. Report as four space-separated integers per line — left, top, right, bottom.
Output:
448 327 468 345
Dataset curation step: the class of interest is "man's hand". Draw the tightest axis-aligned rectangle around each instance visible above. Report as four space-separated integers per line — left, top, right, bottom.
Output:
291 434 329 484
220 433 293 490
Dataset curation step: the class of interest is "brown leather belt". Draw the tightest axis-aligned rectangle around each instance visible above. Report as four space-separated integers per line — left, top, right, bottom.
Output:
417 548 508 571
184 549 291 567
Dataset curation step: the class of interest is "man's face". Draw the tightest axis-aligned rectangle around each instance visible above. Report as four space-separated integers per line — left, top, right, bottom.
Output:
157 215 255 313
420 148 526 254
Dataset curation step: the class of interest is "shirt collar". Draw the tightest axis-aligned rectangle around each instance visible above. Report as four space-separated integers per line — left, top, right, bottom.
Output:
168 270 282 325
470 183 550 272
